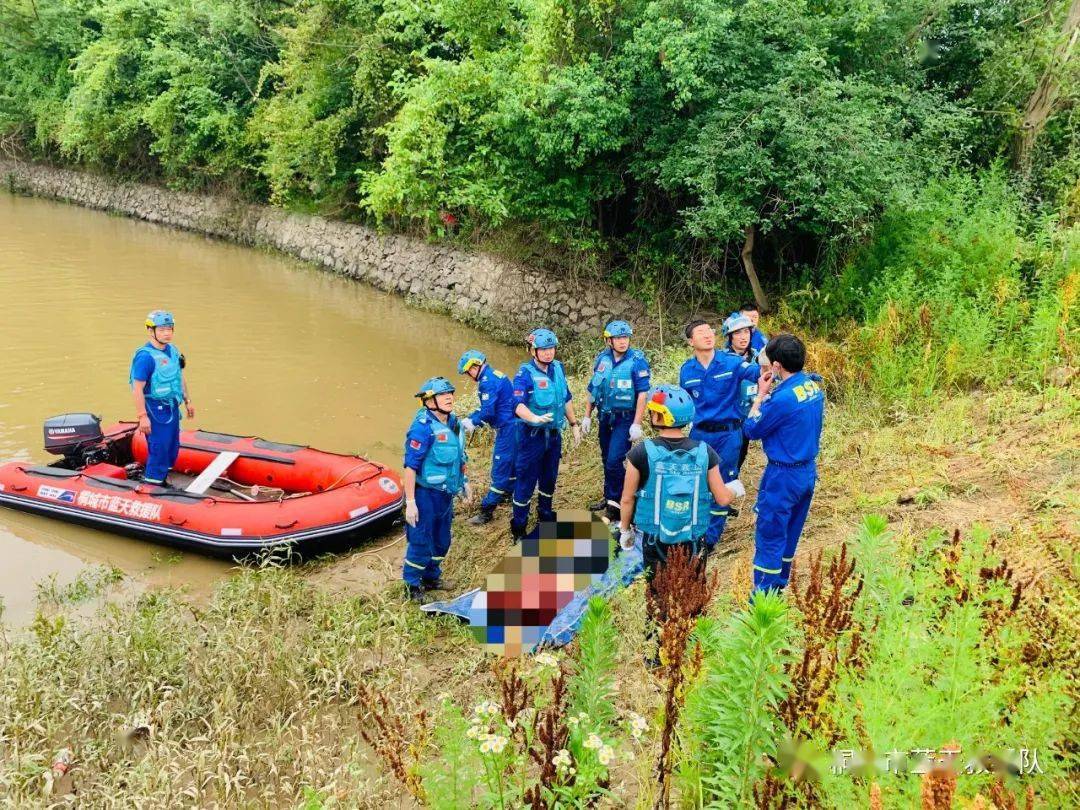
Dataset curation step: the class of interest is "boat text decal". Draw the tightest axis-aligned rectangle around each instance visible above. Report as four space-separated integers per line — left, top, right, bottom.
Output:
76 491 162 521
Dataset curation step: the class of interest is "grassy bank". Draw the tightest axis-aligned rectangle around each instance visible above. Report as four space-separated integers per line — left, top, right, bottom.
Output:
1 348 1076 805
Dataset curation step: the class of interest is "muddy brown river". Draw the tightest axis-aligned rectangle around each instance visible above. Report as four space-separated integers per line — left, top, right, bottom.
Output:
0 191 518 625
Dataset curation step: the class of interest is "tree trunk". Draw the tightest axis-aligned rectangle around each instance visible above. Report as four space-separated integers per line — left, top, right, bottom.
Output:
741 224 770 313
1016 0 1080 170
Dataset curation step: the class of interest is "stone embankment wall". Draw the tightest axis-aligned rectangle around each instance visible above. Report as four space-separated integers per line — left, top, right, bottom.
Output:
1 160 645 337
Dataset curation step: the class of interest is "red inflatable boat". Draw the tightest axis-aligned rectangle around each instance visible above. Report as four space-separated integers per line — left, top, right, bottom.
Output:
0 414 404 558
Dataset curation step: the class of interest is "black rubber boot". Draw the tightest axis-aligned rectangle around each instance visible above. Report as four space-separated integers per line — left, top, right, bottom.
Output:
422 578 452 592
406 584 427 603
510 522 526 544
605 505 621 523
468 508 495 526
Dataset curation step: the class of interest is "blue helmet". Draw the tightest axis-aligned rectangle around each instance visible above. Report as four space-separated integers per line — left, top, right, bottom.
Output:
457 349 487 375
645 384 696 428
529 328 559 350
415 376 455 400
603 320 633 339
722 312 755 338
145 310 175 329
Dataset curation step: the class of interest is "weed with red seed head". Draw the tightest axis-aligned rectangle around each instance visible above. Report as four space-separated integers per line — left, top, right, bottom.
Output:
525 666 571 808
646 544 718 807
355 682 429 803
780 543 864 743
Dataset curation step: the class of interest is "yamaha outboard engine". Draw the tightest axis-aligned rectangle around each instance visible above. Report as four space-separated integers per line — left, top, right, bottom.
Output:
44 413 108 468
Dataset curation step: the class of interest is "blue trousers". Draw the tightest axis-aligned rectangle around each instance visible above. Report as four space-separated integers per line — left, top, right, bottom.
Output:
598 411 634 506
403 486 454 587
688 424 743 546
480 422 520 510
511 426 562 531
752 463 817 592
144 399 181 484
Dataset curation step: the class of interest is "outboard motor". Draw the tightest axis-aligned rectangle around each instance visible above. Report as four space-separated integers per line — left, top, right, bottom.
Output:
44 413 109 468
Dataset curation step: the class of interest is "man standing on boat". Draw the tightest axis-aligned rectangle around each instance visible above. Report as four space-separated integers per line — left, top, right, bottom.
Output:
402 377 472 602
130 310 194 486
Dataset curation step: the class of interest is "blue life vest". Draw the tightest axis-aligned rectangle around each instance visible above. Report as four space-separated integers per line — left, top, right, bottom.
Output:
520 360 568 430
729 347 759 418
634 440 712 544
130 343 184 406
589 348 643 413
417 412 466 494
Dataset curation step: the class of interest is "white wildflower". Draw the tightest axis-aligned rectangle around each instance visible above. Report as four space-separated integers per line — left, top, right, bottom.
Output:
533 652 559 669
626 711 648 740
598 745 615 766
584 733 603 750
552 749 572 770
466 724 484 740
473 699 500 719
567 715 580 728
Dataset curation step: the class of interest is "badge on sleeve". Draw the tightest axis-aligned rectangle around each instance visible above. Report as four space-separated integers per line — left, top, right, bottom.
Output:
409 439 422 450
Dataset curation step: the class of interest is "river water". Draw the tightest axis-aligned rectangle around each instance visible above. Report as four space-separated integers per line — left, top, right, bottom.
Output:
0 191 518 625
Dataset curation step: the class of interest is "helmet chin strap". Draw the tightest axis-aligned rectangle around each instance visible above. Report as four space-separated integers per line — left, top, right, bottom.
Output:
425 398 453 416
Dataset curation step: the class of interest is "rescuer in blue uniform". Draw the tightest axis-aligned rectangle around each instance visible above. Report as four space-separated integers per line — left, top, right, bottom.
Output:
582 320 651 522
510 328 582 541
616 384 745 666
129 310 194 485
739 302 769 353
402 377 472 602
457 349 519 526
722 312 760 477
743 334 825 593
678 319 760 546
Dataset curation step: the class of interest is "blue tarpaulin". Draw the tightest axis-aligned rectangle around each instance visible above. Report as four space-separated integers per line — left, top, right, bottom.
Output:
421 542 644 649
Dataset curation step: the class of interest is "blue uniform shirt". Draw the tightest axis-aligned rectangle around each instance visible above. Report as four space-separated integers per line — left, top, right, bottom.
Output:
743 371 825 464
750 328 768 353
678 352 760 424
468 365 516 429
130 342 181 397
512 360 573 408
404 409 463 472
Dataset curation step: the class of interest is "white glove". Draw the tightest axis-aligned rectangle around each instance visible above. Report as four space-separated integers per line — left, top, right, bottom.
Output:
460 417 476 434
580 415 592 436
461 481 474 502
405 498 419 527
619 526 637 551
572 423 583 448
726 479 746 498
530 413 554 426
628 422 644 442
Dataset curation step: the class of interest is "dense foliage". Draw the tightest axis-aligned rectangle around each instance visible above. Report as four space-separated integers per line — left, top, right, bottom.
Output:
1 0 1077 393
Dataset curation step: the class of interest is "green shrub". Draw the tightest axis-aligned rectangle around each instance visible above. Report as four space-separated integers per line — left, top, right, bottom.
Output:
677 593 794 807
814 172 1079 404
